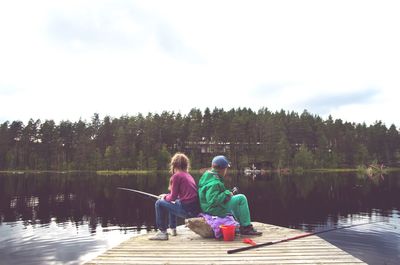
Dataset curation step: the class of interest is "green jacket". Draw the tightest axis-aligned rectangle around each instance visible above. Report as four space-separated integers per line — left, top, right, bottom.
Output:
198 169 232 217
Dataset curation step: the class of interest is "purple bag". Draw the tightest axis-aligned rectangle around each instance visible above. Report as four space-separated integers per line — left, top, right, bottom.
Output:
199 213 239 238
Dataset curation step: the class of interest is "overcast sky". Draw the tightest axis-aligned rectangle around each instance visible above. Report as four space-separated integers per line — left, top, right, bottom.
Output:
0 1 399 127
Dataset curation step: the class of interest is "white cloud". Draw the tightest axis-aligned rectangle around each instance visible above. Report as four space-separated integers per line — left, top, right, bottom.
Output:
0 0 399 126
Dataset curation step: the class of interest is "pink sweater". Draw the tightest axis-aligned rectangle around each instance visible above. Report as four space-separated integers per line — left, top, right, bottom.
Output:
164 171 198 203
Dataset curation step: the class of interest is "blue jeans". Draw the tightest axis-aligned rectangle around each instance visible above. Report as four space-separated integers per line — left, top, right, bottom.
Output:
155 199 192 231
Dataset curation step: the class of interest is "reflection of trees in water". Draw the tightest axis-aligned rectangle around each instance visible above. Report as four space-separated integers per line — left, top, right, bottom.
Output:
235 172 400 228
1 172 399 231
0 173 169 231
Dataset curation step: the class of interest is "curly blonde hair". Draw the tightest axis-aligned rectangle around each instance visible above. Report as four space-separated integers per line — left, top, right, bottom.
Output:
169 153 190 174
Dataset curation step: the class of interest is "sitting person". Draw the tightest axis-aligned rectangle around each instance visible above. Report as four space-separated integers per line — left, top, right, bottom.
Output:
149 153 201 240
198 155 262 235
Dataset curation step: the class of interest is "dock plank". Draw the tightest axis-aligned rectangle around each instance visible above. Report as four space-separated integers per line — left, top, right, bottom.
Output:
85 222 366 265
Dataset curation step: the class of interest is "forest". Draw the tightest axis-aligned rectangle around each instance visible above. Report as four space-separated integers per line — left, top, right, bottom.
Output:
0 107 399 171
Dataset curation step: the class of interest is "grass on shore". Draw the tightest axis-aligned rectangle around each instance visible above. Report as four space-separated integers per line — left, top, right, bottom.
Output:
96 170 162 175
309 168 359 173
0 170 87 174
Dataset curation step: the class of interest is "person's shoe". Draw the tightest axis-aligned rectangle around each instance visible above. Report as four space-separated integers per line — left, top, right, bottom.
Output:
149 231 169 240
240 224 262 236
170 228 177 236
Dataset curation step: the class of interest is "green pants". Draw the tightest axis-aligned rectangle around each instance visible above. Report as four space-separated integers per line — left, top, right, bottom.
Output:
225 194 251 226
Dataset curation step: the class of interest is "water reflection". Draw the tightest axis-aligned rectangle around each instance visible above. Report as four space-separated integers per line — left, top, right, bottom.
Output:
0 173 160 232
0 219 137 265
0 171 399 265
318 210 400 265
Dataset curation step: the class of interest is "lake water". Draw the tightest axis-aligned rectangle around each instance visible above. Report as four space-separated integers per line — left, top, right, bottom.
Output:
0 171 399 265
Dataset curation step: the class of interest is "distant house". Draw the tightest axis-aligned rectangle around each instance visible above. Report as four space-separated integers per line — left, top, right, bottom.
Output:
184 138 264 154
184 139 230 154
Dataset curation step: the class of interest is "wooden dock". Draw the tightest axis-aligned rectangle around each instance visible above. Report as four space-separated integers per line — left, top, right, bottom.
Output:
85 222 366 265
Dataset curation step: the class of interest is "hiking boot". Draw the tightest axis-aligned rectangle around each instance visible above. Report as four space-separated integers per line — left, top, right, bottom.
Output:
240 225 262 236
149 231 169 240
170 228 177 236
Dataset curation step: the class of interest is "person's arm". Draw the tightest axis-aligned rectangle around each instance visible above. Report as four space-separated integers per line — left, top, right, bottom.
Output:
164 174 180 202
205 183 231 206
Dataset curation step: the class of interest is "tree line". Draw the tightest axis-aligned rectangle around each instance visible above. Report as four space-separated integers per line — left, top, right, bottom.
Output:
0 108 399 171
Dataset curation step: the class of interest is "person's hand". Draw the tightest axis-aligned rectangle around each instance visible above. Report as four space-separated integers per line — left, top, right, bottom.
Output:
224 192 233 203
231 187 239 194
159 194 167 200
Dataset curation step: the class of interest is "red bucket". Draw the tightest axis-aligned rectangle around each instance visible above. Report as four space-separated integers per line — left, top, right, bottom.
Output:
220 225 236 241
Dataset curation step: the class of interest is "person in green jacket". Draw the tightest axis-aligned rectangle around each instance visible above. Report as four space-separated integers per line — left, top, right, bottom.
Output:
198 155 262 235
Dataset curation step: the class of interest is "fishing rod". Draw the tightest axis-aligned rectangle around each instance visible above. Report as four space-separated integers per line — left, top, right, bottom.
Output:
227 220 385 254
117 187 159 199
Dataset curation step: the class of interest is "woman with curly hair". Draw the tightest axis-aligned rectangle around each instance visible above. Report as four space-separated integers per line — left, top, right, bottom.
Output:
149 153 200 240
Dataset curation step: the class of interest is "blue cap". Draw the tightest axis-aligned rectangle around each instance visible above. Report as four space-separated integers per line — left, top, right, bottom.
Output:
211 155 231 169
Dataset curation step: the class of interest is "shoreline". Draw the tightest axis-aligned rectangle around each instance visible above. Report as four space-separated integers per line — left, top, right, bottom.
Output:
0 167 399 175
